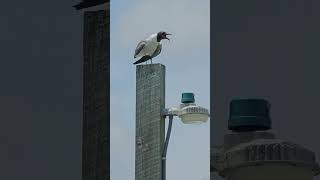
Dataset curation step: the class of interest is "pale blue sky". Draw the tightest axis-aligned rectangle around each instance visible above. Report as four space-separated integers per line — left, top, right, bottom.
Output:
110 0 210 179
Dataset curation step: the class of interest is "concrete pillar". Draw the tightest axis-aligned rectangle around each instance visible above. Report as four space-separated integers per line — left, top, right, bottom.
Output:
135 64 166 180
82 9 109 180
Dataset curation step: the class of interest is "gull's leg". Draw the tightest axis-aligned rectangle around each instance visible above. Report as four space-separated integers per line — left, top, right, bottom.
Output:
151 58 153 64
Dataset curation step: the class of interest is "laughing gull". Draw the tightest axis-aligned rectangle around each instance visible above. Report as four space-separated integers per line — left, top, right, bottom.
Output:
133 31 171 65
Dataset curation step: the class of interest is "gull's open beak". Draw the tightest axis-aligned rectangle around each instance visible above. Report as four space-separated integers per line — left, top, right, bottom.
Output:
165 33 172 40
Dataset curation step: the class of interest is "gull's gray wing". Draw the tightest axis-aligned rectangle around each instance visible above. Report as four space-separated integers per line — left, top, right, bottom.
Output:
134 40 146 58
151 44 162 58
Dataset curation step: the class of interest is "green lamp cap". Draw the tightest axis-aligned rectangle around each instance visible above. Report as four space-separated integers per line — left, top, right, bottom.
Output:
228 98 271 132
181 93 195 103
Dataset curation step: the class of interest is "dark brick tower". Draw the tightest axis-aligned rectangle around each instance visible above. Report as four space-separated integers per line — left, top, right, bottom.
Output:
74 1 110 180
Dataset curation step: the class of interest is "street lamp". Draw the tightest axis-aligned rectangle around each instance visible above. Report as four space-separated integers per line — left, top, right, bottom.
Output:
161 92 210 180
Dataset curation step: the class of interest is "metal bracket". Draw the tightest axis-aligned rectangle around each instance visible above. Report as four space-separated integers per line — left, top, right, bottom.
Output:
162 107 180 118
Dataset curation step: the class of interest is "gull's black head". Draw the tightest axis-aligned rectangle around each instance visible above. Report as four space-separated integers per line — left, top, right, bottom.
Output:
157 31 172 42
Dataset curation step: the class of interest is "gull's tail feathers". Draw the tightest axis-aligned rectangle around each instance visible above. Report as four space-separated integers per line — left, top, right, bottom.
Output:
133 56 152 65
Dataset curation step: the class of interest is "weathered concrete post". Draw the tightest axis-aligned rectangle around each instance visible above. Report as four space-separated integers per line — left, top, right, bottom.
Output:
135 64 166 180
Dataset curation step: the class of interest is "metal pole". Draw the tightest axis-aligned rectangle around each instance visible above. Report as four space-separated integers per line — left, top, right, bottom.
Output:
162 115 173 180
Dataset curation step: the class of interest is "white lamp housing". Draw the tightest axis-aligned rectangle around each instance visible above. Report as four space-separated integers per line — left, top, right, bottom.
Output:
179 103 209 124
166 103 210 124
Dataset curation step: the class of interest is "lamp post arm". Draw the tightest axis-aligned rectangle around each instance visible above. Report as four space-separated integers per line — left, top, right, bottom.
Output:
162 115 173 158
161 115 173 180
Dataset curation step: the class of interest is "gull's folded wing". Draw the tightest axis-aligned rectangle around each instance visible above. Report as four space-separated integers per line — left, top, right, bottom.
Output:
134 41 146 58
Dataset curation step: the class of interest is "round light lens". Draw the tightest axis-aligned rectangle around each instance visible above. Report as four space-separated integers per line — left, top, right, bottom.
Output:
178 105 209 124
